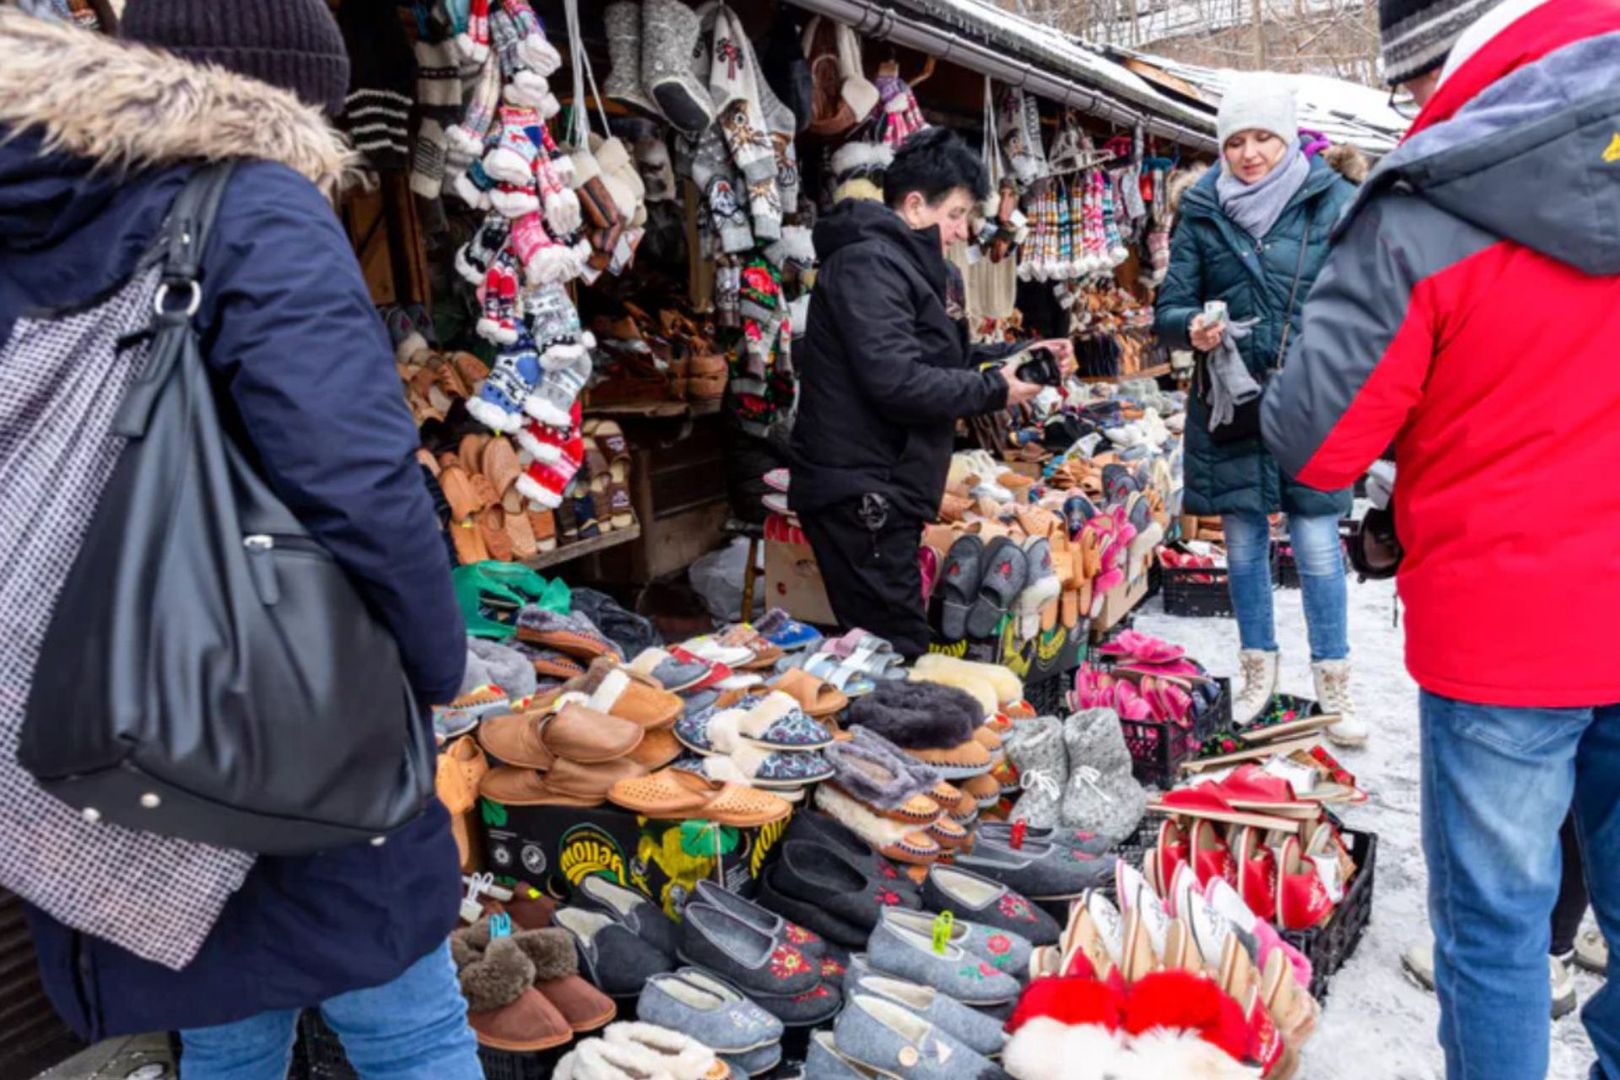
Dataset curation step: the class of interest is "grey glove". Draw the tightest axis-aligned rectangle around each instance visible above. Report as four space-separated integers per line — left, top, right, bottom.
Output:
1206 316 1262 433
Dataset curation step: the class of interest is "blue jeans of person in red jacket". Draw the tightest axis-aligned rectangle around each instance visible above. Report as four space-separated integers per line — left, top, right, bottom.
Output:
1422 694 1620 1080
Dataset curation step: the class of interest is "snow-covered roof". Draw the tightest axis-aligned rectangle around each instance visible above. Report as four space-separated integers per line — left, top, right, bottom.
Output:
1115 50 1409 153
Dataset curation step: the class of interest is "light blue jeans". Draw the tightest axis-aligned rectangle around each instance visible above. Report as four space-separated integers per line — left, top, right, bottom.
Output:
179 942 482 1079
1421 693 1620 1080
1221 511 1347 661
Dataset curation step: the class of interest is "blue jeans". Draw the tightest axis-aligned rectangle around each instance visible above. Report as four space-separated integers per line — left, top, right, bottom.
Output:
179 942 482 1079
1421 692 1620 1080
1221 511 1347 661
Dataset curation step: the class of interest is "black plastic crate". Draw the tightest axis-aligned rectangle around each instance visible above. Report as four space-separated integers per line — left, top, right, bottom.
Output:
1279 827 1377 1004
291 1011 557 1080
1117 678 1231 789
1161 562 1235 617
1026 672 1069 717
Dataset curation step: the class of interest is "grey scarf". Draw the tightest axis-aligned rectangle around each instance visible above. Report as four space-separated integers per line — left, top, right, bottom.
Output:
1216 139 1309 241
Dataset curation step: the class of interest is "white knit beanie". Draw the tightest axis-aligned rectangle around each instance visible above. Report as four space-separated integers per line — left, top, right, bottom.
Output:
1216 73 1298 147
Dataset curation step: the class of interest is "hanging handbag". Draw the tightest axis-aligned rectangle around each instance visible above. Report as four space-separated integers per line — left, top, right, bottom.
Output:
1198 204 1315 445
19 163 435 855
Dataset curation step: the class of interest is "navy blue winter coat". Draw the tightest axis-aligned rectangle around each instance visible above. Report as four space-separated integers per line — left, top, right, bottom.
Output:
0 28 466 1039
1155 155 1355 519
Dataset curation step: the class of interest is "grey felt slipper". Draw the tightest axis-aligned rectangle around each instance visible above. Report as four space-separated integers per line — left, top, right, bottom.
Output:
747 976 845 1027
949 834 1112 900
850 973 1009 1058
553 907 673 997
1061 707 1149 844
1002 718 1066 829
965 537 1029 640
834 994 1012 1080
865 915 1021 1005
724 1041 784 1077
574 876 680 957
805 1030 878 1080
975 820 1113 857
878 908 1033 981
920 866 1061 947
636 967 782 1053
937 536 984 641
678 902 820 996
692 879 826 961
466 637 539 699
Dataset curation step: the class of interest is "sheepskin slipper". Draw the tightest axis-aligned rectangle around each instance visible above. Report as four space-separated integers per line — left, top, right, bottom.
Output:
603 1022 730 1079
912 653 1025 707
847 681 982 751
555 1030 728 1080
814 783 942 866
824 735 937 819
455 935 574 1052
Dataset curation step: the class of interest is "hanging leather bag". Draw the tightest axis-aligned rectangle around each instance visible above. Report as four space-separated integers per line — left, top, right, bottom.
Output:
19 163 435 855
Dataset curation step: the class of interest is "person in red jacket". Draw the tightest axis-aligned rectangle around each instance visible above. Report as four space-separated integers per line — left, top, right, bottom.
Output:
1263 0 1620 1074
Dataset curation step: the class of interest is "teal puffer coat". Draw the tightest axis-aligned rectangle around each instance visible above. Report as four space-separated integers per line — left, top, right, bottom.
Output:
1156 155 1356 519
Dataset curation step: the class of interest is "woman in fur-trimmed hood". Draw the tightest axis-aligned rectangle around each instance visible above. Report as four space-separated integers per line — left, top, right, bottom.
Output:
0 5 478 1071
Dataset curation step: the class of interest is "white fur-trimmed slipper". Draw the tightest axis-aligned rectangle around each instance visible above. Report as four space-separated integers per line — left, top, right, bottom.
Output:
602 1022 731 1079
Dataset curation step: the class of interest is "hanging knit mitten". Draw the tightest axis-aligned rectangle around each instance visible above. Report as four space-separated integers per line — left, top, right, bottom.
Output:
525 350 593 428
516 432 586 509
468 345 542 433
1102 175 1128 267
447 51 503 160
503 0 563 75
484 105 544 186
491 7 558 115
476 250 521 345
509 212 573 287
526 283 593 364
516 400 582 464
456 213 513 284
453 153 498 210
534 152 583 237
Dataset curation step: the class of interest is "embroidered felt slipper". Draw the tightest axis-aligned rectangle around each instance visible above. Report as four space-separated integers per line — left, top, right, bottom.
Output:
849 974 1009 1058
723 1042 782 1077
574 876 680 957
935 535 984 641
747 978 845 1028
692 880 826 961
865 917 1021 1005
813 785 943 866
765 838 921 940
784 811 920 900
950 834 1111 900
564 655 683 729
919 865 1060 947
672 746 834 790
637 968 784 1054
879 907 1034 980
678 902 820 997
975 820 1112 857
965 537 1029 640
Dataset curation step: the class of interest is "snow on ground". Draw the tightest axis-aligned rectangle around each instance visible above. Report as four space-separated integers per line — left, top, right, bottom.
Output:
1133 575 1603 1079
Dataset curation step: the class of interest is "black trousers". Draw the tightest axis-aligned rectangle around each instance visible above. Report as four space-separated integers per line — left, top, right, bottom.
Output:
1553 810 1590 956
799 497 929 662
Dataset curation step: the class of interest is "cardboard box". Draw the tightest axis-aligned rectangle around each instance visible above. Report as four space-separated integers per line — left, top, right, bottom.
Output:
763 536 837 627
481 800 789 921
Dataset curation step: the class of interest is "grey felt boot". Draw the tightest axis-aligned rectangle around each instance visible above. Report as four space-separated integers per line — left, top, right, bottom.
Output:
603 2 658 114
641 0 715 134
1059 708 1147 845
1004 718 1066 828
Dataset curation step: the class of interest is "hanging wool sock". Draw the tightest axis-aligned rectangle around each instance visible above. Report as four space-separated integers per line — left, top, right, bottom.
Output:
447 50 503 160
456 0 491 63
533 153 583 237
524 283 592 359
456 213 512 284
1102 176 1128 267
414 38 462 114
467 344 541 433
1148 228 1171 285
484 105 543 185
476 251 521 345
503 0 563 75
410 118 448 200
515 432 585 509
509 212 577 287
452 154 498 210
524 349 593 428
491 7 559 116
1054 182 1074 280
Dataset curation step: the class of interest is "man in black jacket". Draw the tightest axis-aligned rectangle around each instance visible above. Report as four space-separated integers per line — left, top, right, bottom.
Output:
790 128 1058 659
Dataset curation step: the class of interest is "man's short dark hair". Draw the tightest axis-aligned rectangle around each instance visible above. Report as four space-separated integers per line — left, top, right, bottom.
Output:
883 127 989 209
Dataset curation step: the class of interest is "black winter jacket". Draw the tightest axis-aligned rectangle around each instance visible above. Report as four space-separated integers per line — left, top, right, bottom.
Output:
790 200 1009 523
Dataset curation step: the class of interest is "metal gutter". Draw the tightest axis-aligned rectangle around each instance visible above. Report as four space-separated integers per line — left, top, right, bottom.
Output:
784 0 1217 150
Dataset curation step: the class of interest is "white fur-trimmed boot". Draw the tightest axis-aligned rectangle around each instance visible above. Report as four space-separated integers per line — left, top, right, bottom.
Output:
1233 649 1279 728
1314 659 1367 748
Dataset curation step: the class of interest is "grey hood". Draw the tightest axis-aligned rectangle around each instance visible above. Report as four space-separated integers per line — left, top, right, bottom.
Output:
1342 30 1620 275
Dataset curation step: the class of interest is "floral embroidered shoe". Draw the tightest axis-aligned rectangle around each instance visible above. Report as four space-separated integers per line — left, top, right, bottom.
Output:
672 746 834 789
865 913 1021 1005
920 865 1060 947
975 820 1112 857
747 976 845 1028
691 879 826 961
764 839 920 941
678 903 819 997
879 907 1033 979
553 907 675 997
636 968 784 1054
849 973 1008 1058
949 832 1112 900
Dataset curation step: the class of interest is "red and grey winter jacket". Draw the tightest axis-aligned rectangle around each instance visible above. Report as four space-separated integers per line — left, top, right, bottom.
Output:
1263 0 1620 707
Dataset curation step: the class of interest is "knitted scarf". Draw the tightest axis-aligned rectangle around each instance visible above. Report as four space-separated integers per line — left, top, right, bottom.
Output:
1216 139 1308 241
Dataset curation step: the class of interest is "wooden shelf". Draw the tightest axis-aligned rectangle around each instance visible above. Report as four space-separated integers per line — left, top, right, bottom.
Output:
1078 362 1173 385
523 523 641 571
